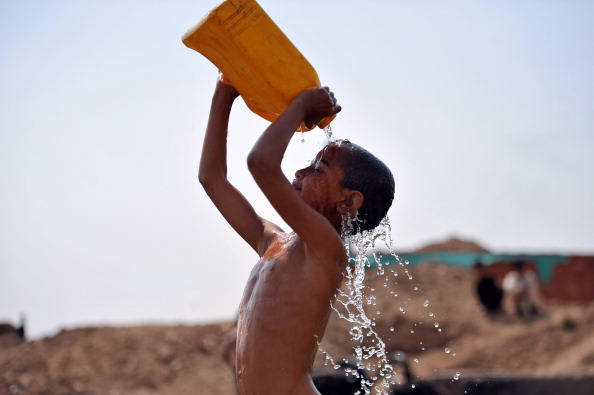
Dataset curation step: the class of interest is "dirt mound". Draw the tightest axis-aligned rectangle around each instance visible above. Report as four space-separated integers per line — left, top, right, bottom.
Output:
0 323 236 395
415 237 490 253
2 264 594 395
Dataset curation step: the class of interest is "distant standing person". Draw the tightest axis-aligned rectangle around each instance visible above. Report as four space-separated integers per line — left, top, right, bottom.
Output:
502 261 540 318
474 261 504 317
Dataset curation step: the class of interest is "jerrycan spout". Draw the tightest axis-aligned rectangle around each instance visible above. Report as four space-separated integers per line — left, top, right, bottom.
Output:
182 0 335 131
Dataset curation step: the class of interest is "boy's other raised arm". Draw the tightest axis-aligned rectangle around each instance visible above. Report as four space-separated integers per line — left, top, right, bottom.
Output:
198 76 275 255
247 88 343 256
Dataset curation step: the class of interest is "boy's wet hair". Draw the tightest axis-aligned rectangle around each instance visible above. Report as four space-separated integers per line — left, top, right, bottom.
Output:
335 140 395 234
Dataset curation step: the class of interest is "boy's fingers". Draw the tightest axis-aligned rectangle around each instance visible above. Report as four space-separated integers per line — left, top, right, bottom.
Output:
300 87 340 127
326 89 338 105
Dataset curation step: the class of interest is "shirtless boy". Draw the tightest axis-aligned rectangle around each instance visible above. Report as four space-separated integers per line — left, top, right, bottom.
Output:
199 75 394 394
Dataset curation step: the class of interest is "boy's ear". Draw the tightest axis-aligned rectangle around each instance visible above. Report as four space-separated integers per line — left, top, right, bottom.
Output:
338 190 364 214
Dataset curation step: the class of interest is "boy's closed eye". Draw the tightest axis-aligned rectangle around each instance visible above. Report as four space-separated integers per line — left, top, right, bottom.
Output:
310 157 329 169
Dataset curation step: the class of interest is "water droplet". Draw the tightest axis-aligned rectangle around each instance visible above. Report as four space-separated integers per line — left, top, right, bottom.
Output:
453 372 461 380
445 348 451 354
389 327 395 332
428 312 435 317
423 300 430 307
434 322 440 328
413 358 419 363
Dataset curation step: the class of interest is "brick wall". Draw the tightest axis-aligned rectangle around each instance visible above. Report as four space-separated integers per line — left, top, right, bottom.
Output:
540 256 594 301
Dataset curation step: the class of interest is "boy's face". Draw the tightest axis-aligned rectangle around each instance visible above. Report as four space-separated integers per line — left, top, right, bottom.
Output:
292 143 350 216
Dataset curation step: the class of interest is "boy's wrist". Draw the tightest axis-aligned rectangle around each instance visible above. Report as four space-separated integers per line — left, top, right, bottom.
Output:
213 86 239 103
289 97 307 121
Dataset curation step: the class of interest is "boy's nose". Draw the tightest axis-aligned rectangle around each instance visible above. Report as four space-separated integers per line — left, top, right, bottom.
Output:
295 168 306 179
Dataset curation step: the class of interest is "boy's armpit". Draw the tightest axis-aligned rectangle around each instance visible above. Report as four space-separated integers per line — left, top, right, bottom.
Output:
256 219 285 257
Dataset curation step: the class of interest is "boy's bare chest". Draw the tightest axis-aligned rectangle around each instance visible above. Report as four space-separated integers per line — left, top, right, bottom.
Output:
241 234 306 301
255 235 303 279
262 231 302 259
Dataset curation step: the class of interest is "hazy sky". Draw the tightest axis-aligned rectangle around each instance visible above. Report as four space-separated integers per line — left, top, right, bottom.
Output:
1 0 593 339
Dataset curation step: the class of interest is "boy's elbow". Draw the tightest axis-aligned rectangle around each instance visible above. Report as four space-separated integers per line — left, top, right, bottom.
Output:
198 167 221 189
247 151 273 178
197 171 209 188
246 151 261 174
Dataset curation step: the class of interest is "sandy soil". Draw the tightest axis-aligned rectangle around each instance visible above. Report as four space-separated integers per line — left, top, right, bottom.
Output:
2 261 594 395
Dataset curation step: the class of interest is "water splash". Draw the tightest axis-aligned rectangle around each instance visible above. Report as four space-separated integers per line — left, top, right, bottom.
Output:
329 214 400 394
305 130 458 390
325 212 460 393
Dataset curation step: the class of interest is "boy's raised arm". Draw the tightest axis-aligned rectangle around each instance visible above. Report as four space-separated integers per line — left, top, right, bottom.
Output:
247 88 343 256
199 76 276 255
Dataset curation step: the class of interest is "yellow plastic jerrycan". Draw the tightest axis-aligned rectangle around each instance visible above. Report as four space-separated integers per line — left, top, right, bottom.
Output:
182 0 335 131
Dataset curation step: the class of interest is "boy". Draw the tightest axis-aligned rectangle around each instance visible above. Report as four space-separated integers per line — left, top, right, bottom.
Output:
199 75 394 394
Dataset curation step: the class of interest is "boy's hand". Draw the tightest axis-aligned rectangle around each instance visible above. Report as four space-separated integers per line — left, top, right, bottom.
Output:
215 71 240 100
296 87 341 129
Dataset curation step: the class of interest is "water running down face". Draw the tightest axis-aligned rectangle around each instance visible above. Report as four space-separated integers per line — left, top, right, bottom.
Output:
292 142 363 227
